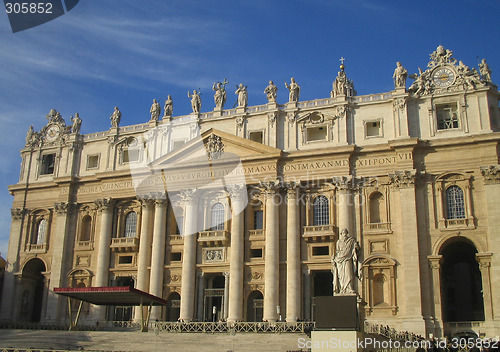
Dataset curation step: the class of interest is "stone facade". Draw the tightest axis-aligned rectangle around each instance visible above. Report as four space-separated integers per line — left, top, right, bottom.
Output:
1 47 500 338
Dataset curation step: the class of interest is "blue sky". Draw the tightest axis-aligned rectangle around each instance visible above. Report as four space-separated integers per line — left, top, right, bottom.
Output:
0 0 499 257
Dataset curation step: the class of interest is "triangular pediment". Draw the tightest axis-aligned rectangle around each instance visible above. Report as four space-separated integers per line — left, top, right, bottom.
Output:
151 128 281 169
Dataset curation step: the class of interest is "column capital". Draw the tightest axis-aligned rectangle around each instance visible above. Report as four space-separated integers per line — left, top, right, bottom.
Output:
11 208 25 220
388 169 417 188
54 201 75 215
94 198 115 212
226 184 247 199
138 196 155 209
480 165 500 185
427 255 442 270
179 188 199 203
267 111 278 127
259 180 281 195
331 175 353 191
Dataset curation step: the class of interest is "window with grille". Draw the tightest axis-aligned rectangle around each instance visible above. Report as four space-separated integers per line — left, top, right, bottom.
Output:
446 185 465 219
124 212 137 237
36 219 47 244
313 195 329 226
211 203 225 231
253 210 263 230
437 104 459 130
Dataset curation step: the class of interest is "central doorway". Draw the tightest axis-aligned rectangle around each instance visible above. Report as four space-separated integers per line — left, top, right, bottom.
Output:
204 275 225 322
246 290 263 322
20 258 46 322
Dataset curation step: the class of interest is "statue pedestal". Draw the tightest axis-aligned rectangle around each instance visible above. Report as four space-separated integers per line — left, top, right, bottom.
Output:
267 102 279 110
236 107 246 114
213 108 223 117
285 101 297 109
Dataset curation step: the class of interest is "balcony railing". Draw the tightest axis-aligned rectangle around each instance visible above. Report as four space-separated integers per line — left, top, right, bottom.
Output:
75 240 94 251
110 237 139 252
363 222 392 234
439 217 474 230
302 224 336 242
169 234 183 243
249 229 265 240
198 230 228 246
25 243 46 253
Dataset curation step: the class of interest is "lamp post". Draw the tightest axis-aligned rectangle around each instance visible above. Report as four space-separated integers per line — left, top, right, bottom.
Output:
277 305 281 322
212 305 217 323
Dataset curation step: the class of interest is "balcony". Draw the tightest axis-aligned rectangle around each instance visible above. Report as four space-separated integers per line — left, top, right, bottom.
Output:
439 217 475 230
110 237 139 252
198 230 229 246
302 224 336 242
75 240 94 251
249 229 265 240
363 222 392 234
25 243 47 253
169 234 183 244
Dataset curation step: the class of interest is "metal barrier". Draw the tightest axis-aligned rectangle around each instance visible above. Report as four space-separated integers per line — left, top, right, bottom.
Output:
154 321 315 333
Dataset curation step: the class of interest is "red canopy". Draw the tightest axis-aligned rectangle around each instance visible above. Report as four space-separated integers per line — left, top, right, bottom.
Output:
54 286 168 306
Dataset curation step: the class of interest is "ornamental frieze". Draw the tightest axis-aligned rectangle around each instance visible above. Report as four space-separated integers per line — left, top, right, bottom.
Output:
480 165 500 184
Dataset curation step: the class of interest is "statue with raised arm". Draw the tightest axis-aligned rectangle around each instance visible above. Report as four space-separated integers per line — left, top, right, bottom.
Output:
285 77 300 102
110 107 121 128
150 99 161 121
393 62 408 89
479 59 492 83
164 95 173 117
264 80 278 103
235 83 248 107
71 113 82 134
212 79 228 109
188 90 201 113
332 228 361 295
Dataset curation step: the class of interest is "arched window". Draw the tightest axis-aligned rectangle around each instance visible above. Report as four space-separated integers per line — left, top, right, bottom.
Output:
211 203 225 231
124 212 137 237
80 215 92 241
446 185 465 219
369 192 383 223
313 195 329 226
36 219 47 244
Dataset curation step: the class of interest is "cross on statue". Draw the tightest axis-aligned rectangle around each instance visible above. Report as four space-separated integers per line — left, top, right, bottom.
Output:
221 78 229 88
339 57 346 65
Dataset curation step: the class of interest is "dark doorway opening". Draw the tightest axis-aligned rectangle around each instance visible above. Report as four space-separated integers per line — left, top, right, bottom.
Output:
166 292 181 322
246 290 263 322
21 258 46 322
441 240 484 322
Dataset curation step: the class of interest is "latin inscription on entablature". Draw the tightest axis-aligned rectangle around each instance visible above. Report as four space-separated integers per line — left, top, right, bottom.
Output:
352 152 412 168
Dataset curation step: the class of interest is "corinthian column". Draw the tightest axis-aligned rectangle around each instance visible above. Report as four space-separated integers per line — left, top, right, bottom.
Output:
262 181 280 322
179 189 199 322
136 196 155 292
149 197 168 320
94 198 114 321
227 185 246 322
285 182 301 322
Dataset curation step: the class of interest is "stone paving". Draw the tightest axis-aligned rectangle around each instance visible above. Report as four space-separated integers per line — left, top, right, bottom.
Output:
0 329 310 352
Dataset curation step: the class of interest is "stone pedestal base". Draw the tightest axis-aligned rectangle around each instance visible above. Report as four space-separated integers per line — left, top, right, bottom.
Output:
311 330 365 352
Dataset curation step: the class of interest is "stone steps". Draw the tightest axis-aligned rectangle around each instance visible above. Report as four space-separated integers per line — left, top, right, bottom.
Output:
0 329 310 352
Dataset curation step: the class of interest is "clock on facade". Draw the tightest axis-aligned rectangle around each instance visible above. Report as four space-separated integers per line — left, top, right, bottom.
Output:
432 67 456 87
45 124 60 142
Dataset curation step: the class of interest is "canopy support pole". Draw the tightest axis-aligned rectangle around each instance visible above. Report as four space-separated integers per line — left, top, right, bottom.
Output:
68 297 83 331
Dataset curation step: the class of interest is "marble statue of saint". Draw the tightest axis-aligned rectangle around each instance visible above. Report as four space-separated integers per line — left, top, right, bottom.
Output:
479 59 492 82
164 95 173 117
264 80 278 102
110 107 121 128
188 90 201 113
71 113 82 134
235 83 248 107
334 70 347 96
285 77 300 102
26 125 35 145
150 99 161 121
393 62 408 89
212 80 227 109
332 228 360 295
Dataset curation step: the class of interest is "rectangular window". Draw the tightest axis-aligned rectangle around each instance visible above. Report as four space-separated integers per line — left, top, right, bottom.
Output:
118 255 133 264
122 149 140 163
40 153 56 175
253 210 263 230
250 248 263 258
170 252 182 262
312 246 329 256
437 103 459 130
249 131 263 143
306 126 327 142
366 121 381 137
86 154 100 169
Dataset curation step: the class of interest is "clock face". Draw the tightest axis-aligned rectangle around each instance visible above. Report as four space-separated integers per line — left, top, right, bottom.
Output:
432 67 455 87
45 125 60 142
